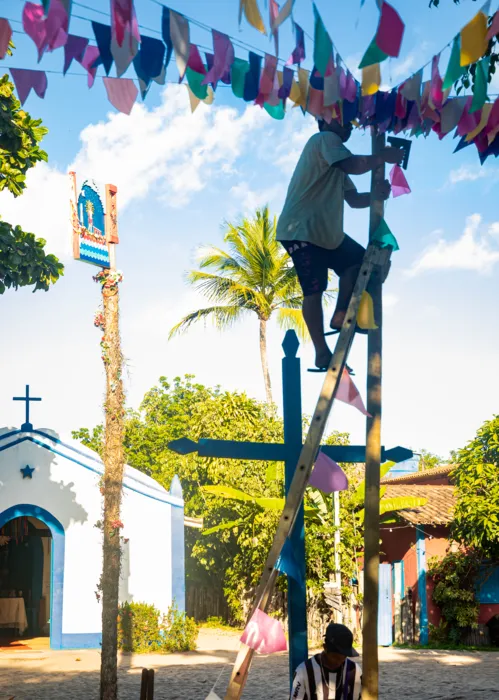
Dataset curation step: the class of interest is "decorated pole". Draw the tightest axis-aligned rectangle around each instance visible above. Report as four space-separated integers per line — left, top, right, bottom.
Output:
362 131 386 700
70 174 125 700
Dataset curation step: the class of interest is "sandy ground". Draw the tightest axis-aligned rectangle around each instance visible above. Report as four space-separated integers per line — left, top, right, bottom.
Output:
0 628 498 699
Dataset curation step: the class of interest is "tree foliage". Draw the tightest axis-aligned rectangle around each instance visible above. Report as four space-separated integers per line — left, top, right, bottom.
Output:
418 449 443 472
452 415 499 559
0 70 63 293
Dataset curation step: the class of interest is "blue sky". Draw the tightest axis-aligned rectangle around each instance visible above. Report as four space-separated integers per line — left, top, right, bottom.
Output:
1 0 498 460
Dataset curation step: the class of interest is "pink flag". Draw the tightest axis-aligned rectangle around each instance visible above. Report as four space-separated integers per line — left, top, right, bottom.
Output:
376 1 404 58
270 0 279 56
103 77 138 114
23 2 46 59
309 451 348 493
389 164 411 197
340 70 357 103
337 368 371 417
486 10 499 41
202 31 234 86
255 53 277 107
79 45 100 87
307 86 324 118
23 0 68 60
484 97 499 136
240 609 287 654
10 68 47 105
111 0 140 48
430 55 444 110
0 19 12 59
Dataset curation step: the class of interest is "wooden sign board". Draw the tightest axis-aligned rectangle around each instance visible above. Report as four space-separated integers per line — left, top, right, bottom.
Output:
70 172 119 269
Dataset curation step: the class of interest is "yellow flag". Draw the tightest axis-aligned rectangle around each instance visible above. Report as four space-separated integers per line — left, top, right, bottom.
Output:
460 7 488 67
361 64 381 96
204 86 215 105
465 102 493 141
240 0 266 35
186 84 200 112
291 68 309 108
357 291 378 330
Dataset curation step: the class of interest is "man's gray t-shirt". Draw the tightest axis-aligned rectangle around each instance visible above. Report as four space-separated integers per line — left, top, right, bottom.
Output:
276 131 355 251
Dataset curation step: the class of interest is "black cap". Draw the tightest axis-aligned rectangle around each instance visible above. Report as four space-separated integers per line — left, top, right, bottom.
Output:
324 623 359 657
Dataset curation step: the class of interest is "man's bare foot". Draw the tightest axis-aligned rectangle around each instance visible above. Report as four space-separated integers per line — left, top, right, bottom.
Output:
330 310 346 331
315 349 332 369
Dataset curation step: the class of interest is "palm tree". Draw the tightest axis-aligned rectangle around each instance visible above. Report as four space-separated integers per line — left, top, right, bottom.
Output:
169 207 306 404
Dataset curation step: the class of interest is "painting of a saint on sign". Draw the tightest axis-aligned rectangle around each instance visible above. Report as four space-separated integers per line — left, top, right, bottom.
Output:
74 181 111 268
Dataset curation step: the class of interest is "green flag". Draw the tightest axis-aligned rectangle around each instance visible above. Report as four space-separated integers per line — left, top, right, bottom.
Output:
372 219 400 251
443 36 466 91
231 58 250 99
313 3 332 78
264 101 285 120
186 68 208 100
42 0 51 12
359 37 388 69
470 56 489 114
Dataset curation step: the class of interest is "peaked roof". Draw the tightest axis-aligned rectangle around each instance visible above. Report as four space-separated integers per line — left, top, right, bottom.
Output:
382 464 455 485
0 427 183 508
382 484 456 525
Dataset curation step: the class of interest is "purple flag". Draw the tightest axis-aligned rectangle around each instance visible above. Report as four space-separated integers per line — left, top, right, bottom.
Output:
23 2 46 59
79 45 100 87
286 22 305 66
278 66 294 101
308 451 348 494
202 30 234 87
240 609 287 654
0 19 12 60
10 68 47 105
64 35 89 74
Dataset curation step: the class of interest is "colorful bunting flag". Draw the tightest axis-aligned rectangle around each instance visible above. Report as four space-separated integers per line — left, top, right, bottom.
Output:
470 56 489 114
0 19 12 60
110 0 140 48
359 38 388 69
10 68 47 105
357 290 378 330
275 539 303 584
376 1 405 57
466 102 493 141
203 31 234 87
457 96 479 136
278 67 294 102
372 218 399 251
161 7 174 73
286 22 305 66
400 69 422 107
243 51 262 101
486 10 499 41
231 57 250 98
103 77 138 114
170 10 190 81
80 45 100 87
23 0 69 61
460 2 490 67
361 63 381 96
239 0 266 35
309 451 348 493
271 0 294 32
337 368 371 417
389 164 411 198
63 34 88 74
92 22 114 75
270 0 279 56
313 4 332 78
133 36 166 98
430 55 444 110
440 96 467 135
240 609 287 654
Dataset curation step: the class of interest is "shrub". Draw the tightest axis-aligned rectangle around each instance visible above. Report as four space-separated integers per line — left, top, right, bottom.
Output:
158 602 198 653
118 602 160 653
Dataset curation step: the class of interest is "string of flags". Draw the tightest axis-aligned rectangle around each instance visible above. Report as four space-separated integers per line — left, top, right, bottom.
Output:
1 1 498 161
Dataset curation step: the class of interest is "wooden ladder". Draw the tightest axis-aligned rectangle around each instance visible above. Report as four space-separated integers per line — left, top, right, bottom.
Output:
223 242 391 700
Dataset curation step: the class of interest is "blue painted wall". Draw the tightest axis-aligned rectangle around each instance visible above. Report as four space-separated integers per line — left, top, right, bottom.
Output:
416 527 429 644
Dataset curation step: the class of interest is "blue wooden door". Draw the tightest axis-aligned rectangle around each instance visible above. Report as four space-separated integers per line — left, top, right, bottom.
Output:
378 563 393 646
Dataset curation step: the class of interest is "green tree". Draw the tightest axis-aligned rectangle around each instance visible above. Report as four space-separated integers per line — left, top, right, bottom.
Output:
417 449 443 472
0 70 63 293
168 207 305 404
452 415 499 559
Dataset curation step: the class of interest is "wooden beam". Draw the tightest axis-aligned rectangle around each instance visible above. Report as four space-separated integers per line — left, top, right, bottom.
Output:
362 129 386 700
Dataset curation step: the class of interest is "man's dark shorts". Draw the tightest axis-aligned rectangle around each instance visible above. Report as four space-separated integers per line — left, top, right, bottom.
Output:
281 235 365 297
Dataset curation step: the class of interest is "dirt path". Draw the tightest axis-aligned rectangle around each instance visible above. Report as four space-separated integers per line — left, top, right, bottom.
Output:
0 629 497 699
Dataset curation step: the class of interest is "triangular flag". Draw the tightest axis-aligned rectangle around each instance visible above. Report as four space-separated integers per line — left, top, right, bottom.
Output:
309 451 348 493
430 54 444 110
111 27 139 77
270 0 279 56
0 19 13 60
79 45 100 87
470 56 489 114
271 0 294 32
239 0 266 35
255 54 277 106
460 3 489 67
286 22 305 66
275 539 304 584
337 368 371 417
440 96 468 135
10 68 47 105
63 34 88 74
203 31 234 87
465 102 493 142
205 692 222 700
361 63 381 96
486 10 499 41
443 36 466 91
389 164 411 198
372 219 399 251
357 291 378 330
103 77 138 114
111 0 140 48
231 57 250 98
359 37 388 69
376 1 405 58
240 609 287 654
170 10 190 81
313 3 332 78
92 22 114 75
400 69 422 107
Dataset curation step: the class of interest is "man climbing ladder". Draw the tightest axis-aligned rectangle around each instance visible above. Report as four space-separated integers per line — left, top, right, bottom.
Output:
224 128 395 700
277 118 403 370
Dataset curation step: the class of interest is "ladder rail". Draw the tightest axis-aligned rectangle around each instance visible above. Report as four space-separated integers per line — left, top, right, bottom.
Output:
224 243 390 700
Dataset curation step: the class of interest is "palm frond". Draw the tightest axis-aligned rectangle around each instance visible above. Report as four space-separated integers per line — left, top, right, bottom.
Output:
276 308 310 342
187 271 260 308
168 305 247 339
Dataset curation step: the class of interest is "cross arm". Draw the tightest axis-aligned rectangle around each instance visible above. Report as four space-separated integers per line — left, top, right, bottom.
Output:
168 438 290 461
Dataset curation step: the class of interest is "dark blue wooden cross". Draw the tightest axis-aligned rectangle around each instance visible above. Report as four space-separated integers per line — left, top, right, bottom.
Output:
168 330 412 680
13 385 42 431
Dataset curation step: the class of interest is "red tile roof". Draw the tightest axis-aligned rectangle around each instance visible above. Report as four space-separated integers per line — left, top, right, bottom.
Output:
381 464 455 485
381 484 456 525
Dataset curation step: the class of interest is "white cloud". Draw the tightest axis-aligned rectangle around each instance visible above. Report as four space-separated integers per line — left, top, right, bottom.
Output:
407 214 499 276
229 181 284 214
447 165 498 185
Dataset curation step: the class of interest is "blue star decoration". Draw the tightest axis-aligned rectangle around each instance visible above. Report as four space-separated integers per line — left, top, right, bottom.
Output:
20 465 35 479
